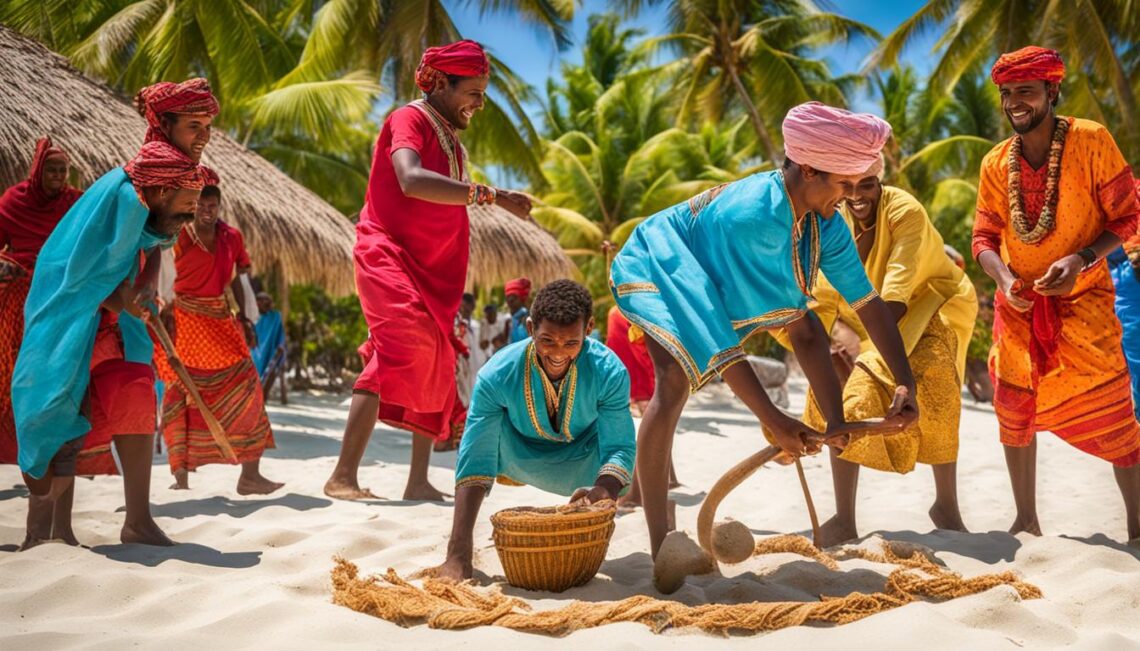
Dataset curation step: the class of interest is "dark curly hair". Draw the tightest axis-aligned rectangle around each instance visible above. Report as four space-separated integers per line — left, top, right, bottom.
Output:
530 279 593 328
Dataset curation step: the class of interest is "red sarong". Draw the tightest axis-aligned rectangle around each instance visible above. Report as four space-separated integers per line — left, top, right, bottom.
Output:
606 306 655 402
353 102 470 441
0 273 31 464
160 295 275 472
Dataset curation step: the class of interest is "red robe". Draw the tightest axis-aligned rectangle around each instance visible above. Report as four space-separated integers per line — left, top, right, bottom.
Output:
354 101 468 440
606 306 656 402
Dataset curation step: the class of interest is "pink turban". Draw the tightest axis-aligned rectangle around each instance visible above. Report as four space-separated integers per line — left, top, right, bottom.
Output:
781 102 892 176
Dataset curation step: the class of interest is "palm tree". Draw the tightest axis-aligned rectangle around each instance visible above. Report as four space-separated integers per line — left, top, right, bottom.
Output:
871 0 1139 160
641 0 879 163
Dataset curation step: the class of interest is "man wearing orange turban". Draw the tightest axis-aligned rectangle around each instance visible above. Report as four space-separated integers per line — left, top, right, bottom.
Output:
973 46 1140 543
324 41 533 502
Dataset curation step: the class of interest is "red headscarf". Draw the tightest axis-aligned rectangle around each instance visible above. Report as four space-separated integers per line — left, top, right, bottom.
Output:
124 141 218 192
504 277 532 301
415 40 490 92
0 137 83 269
991 46 1065 86
135 78 220 144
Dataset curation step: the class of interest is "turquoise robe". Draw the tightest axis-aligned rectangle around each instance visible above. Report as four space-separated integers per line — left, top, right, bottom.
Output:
1108 247 1140 421
13 168 173 478
251 310 285 378
507 307 529 344
454 337 636 496
610 170 877 392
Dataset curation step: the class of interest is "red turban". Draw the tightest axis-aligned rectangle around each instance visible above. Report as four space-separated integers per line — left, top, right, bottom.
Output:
505 277 532 301
0 137 82 268
781 102 892 176
991 46 1065 85
124 141 218 192
415 40 490 92
135 78 220 144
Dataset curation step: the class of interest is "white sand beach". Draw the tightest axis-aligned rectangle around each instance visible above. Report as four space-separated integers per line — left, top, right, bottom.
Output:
2 381 1139 649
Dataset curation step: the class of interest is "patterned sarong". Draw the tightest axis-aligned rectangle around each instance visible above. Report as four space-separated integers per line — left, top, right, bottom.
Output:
160 295 274 472
0 272 30 464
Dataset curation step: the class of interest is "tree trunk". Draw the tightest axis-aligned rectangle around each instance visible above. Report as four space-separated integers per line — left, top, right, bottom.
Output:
726 62 780 164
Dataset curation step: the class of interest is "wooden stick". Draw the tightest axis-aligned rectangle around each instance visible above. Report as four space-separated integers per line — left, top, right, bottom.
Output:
794 458 821 548
149 315 239 463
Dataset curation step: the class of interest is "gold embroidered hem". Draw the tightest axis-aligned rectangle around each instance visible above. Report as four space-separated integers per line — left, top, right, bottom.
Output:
598 463 632 486
614 282 659 297
803 313 961 472
523 343 578 442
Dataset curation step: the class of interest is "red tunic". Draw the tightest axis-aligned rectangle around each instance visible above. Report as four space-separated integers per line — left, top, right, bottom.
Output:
172 221 250 297
354 101 469 440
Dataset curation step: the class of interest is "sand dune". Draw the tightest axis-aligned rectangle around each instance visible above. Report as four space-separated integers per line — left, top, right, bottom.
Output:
2 382 1139 649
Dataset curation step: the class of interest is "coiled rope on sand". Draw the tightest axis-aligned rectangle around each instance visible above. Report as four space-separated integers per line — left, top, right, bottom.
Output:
330 534 1041 636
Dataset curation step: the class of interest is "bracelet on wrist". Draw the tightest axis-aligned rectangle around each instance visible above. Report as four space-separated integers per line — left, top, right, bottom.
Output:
1076 247 1097 268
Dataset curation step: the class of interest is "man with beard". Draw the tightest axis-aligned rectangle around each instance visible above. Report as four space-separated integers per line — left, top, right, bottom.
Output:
973 47 1140 542
611 102 919 558
13 141 214 548
323 40 532 501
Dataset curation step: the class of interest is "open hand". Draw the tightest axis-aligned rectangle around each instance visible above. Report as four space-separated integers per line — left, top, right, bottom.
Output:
495 190 532 221
998 275 1032 312
569 484 613 506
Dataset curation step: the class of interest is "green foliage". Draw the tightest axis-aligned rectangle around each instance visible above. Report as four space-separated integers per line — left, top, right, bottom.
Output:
285 284 367 389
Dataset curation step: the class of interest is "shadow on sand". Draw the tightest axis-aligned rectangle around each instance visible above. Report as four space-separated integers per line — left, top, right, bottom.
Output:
89 542 262 568
126 493 333 520
0 484 29 501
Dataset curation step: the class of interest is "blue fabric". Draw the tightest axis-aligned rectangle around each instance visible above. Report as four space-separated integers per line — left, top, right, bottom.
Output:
1108 246 1140 420
13 168 172 478
508 307 529 344
454 338 636 496
251 310 285 378
611 170 875 391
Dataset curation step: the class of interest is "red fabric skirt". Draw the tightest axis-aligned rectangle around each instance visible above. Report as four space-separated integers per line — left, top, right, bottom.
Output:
0 272 30 465
354 226 465 441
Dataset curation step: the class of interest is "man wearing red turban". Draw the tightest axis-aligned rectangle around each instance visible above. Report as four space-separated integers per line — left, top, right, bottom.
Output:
13 139 212 548
324 40 533 501
973 46 1140 543
504 277 532 344
135 78 219 162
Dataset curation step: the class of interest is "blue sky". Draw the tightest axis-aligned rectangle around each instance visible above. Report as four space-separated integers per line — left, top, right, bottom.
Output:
450 0 941 113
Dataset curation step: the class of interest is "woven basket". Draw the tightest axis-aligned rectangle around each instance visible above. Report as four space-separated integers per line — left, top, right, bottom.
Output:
491 501 617 592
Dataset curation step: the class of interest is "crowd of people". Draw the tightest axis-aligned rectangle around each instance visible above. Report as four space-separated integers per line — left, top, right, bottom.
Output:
1 40 1139 586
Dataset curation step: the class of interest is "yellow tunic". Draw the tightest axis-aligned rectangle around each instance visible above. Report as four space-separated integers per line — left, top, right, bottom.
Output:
801 186 978 472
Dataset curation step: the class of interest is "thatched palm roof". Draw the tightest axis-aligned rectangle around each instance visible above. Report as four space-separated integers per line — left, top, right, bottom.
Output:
0 25 573 299
467 201 575 289
0 25 356 295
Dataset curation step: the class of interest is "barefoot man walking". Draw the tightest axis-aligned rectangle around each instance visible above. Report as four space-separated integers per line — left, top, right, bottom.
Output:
324 40 532 501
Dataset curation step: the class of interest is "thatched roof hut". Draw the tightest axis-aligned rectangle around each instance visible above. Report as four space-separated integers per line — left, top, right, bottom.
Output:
466 201 575 289
0 25 356 296
0 26 573 301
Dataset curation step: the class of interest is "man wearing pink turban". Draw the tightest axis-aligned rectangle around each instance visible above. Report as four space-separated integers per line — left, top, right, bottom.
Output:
611 101 919 559
324 40 533 502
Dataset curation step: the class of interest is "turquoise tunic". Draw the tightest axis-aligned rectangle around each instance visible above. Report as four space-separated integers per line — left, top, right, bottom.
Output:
610 170 877 391
13 168 173 478
454 337 636 496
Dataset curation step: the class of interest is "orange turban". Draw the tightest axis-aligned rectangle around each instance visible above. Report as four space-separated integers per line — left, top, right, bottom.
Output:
124 141 218 192
135 78 220 144
505 277 532 301
415 40 490 92
991 46 1065 85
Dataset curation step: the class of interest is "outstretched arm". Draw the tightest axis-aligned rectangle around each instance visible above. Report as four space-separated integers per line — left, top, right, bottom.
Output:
855 296 918 425
391 149 531 219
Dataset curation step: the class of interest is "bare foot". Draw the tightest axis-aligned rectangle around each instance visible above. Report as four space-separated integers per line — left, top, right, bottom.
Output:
236 475 285 496
21 495 53 551
324 477 380 500
929 502 968 532
817 515 859 548
1009 517 1042 536
51 525 80 546
121 519 175 546
403 483 451 502
432 556 473 582
169 469 189 491
617 489 642 510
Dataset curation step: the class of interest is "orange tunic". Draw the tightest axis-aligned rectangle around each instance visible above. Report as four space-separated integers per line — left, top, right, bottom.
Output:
973 117 1140 466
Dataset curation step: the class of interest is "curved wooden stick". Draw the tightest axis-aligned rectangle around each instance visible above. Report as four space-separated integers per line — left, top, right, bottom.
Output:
794 458 821 546
150 315 239 463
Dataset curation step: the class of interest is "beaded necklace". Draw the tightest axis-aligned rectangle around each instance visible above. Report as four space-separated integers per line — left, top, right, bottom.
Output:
1007 116 1069 244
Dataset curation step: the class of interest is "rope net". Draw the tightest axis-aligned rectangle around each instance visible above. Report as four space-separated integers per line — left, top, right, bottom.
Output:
330 534 1041 636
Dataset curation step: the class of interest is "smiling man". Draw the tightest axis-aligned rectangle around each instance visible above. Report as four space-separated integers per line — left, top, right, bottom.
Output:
436 280 636 581
792 158 978 546
323 40 533 502
611 101 919 558
13 141 213 548
973 47 1140 542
